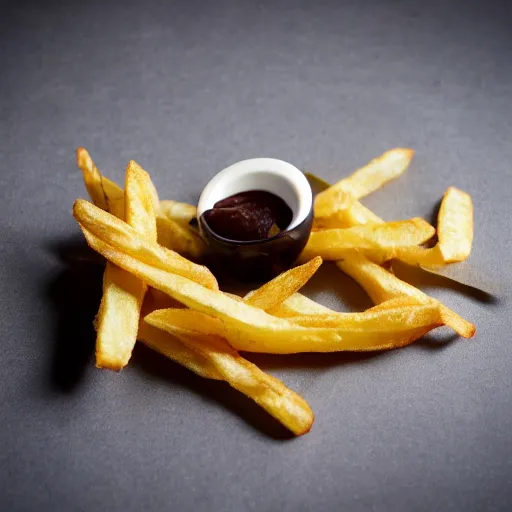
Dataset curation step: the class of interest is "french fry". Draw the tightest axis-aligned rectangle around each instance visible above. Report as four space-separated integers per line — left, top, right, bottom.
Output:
125 161 158 239
349 218 434 247
300 218 435 263
95 161 158 370
394 187 474 266
76 148 109 211
95 265 147 369
436 187 473 262
337 254 475 338
139 320 314 435
145 303 444 353
73 199 218 290
243 257 323 311
332 148 415 200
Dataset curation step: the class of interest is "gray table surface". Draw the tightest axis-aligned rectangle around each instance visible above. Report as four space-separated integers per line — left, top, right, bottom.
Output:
2 1 511 511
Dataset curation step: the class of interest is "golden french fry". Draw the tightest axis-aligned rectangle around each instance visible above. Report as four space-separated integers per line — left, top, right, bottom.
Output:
349 218 434 247
159 200 197 226
73 199 218 290
140 319 314 435
337 254 475 338
313 203 383 230
243 257 323 311
103 165 160 217
145 174 160 214
145 303 444 354
156 216 206 260
335 148 415 200
393 187 473 266
76 147 109 211
315 149 414 210
279 303 434 329
95 264 146 369
300 219 435 263
125 161 158 239
436 187 473 262
95 162 158 370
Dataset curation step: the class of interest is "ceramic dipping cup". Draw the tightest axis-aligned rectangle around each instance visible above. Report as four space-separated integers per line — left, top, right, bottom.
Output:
197 158 313 282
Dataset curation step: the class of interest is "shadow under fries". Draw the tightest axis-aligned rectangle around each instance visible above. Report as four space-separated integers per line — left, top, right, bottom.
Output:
245 351 382 372
131 343 296 440
46 235 104 392
392 260 499 305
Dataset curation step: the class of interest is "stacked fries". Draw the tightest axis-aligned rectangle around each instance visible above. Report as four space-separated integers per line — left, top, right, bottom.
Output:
74 147 475 436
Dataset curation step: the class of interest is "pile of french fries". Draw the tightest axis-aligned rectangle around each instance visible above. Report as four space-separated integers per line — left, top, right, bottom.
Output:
73 147 474 436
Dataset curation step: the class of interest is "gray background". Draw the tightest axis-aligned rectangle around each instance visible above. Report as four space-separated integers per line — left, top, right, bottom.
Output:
1 1 511 510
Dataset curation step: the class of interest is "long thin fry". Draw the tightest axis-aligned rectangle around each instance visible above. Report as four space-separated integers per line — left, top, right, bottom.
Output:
334 148 415 200
73 199 218 290
95 265 147 369
300 219 435 263
337 254 475 338
436 187 473 262
125 161 158 239
146 304 443 354
76 147 109 211
243 257 323 311
393 187 474 266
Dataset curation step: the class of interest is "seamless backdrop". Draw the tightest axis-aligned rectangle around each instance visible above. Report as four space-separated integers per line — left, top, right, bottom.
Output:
1 1 512 511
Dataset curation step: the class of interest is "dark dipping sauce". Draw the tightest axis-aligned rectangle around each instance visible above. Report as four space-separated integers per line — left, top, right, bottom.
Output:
201 190 293 242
